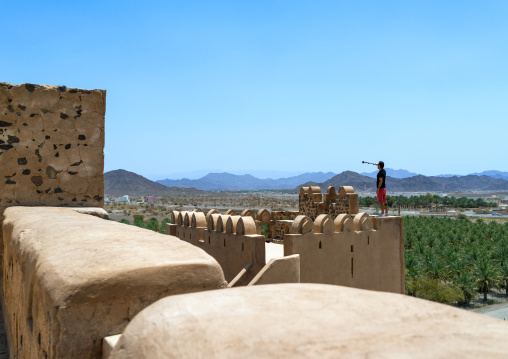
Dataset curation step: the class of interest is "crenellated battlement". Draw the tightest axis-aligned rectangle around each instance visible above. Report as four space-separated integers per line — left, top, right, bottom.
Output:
299 185 359 220
253 185 361 241
169 210 266 285
169 204 404 294
283 213 403 292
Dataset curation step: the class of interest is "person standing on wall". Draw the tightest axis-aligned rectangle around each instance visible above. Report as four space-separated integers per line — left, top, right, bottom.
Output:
376 161 388 217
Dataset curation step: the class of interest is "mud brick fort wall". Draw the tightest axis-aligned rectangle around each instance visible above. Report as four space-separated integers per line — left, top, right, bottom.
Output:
169 210 267 285
284 213 404 293
169 185 404 294
264 186 360 241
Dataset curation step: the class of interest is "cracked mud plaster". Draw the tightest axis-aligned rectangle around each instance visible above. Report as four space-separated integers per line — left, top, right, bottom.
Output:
0 82 105 208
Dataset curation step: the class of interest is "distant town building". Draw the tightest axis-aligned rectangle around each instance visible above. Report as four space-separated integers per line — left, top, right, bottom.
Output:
119 195 130 203
145 196 156 204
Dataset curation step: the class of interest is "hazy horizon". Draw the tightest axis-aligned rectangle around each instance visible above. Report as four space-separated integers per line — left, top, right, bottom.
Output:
112 168 508 182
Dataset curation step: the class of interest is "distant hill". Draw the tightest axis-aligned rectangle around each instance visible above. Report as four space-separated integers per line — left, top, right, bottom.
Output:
469 170 508 181
362 169 508 181
389 175 508 192
435 171 508 180
361 168 419 179
320 171 376 191
435 174 460 178
105 169 203 196
279 172 337 188
299 171 508 193
157 172 336 191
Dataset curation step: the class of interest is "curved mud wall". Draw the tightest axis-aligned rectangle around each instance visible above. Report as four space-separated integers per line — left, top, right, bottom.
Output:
2 207 226 358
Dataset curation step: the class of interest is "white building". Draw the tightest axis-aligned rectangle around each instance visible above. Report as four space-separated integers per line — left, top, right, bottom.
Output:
118 195 130 203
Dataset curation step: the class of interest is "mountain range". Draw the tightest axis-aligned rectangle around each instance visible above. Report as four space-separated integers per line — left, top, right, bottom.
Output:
105 169 204 196
105 169 508 195
156 172 336 191
304 171 508 193
361 168 419 178
469 170 508 181
361 169 508 181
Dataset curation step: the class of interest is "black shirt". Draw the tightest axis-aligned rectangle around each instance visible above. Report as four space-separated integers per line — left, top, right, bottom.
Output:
377 169 386 189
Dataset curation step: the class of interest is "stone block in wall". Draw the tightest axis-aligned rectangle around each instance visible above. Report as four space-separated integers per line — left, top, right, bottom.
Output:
2 207 226 358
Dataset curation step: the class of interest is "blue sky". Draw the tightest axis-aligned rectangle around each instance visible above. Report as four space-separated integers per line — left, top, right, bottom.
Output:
2 1 507 180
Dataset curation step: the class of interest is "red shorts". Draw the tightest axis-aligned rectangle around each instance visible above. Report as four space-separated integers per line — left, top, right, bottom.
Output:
377 188 386 202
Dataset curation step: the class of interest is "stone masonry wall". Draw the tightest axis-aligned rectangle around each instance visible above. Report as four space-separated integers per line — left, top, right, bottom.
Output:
0 82 105 210
270 220 293 241
299 186 359 220
0 82 105 280
271 211 299 221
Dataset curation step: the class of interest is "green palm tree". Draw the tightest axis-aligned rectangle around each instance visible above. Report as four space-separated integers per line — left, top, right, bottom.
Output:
426 258 447 281
405 252 422 278
447 256 465 280
500 263 508 297
494 240 508 266
474 257 501 301
454 272 476 306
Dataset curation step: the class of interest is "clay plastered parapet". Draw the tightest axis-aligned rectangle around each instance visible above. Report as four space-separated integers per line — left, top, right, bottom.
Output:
2 206 227 358
284 214 404 293
109 283 508 359
0 82 105 209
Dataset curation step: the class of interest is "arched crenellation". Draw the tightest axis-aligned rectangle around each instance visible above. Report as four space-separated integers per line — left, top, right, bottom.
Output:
299 185 359 221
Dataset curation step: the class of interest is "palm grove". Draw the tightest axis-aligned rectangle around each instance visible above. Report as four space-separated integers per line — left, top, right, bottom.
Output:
405 216 508 305
359 194 497 210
